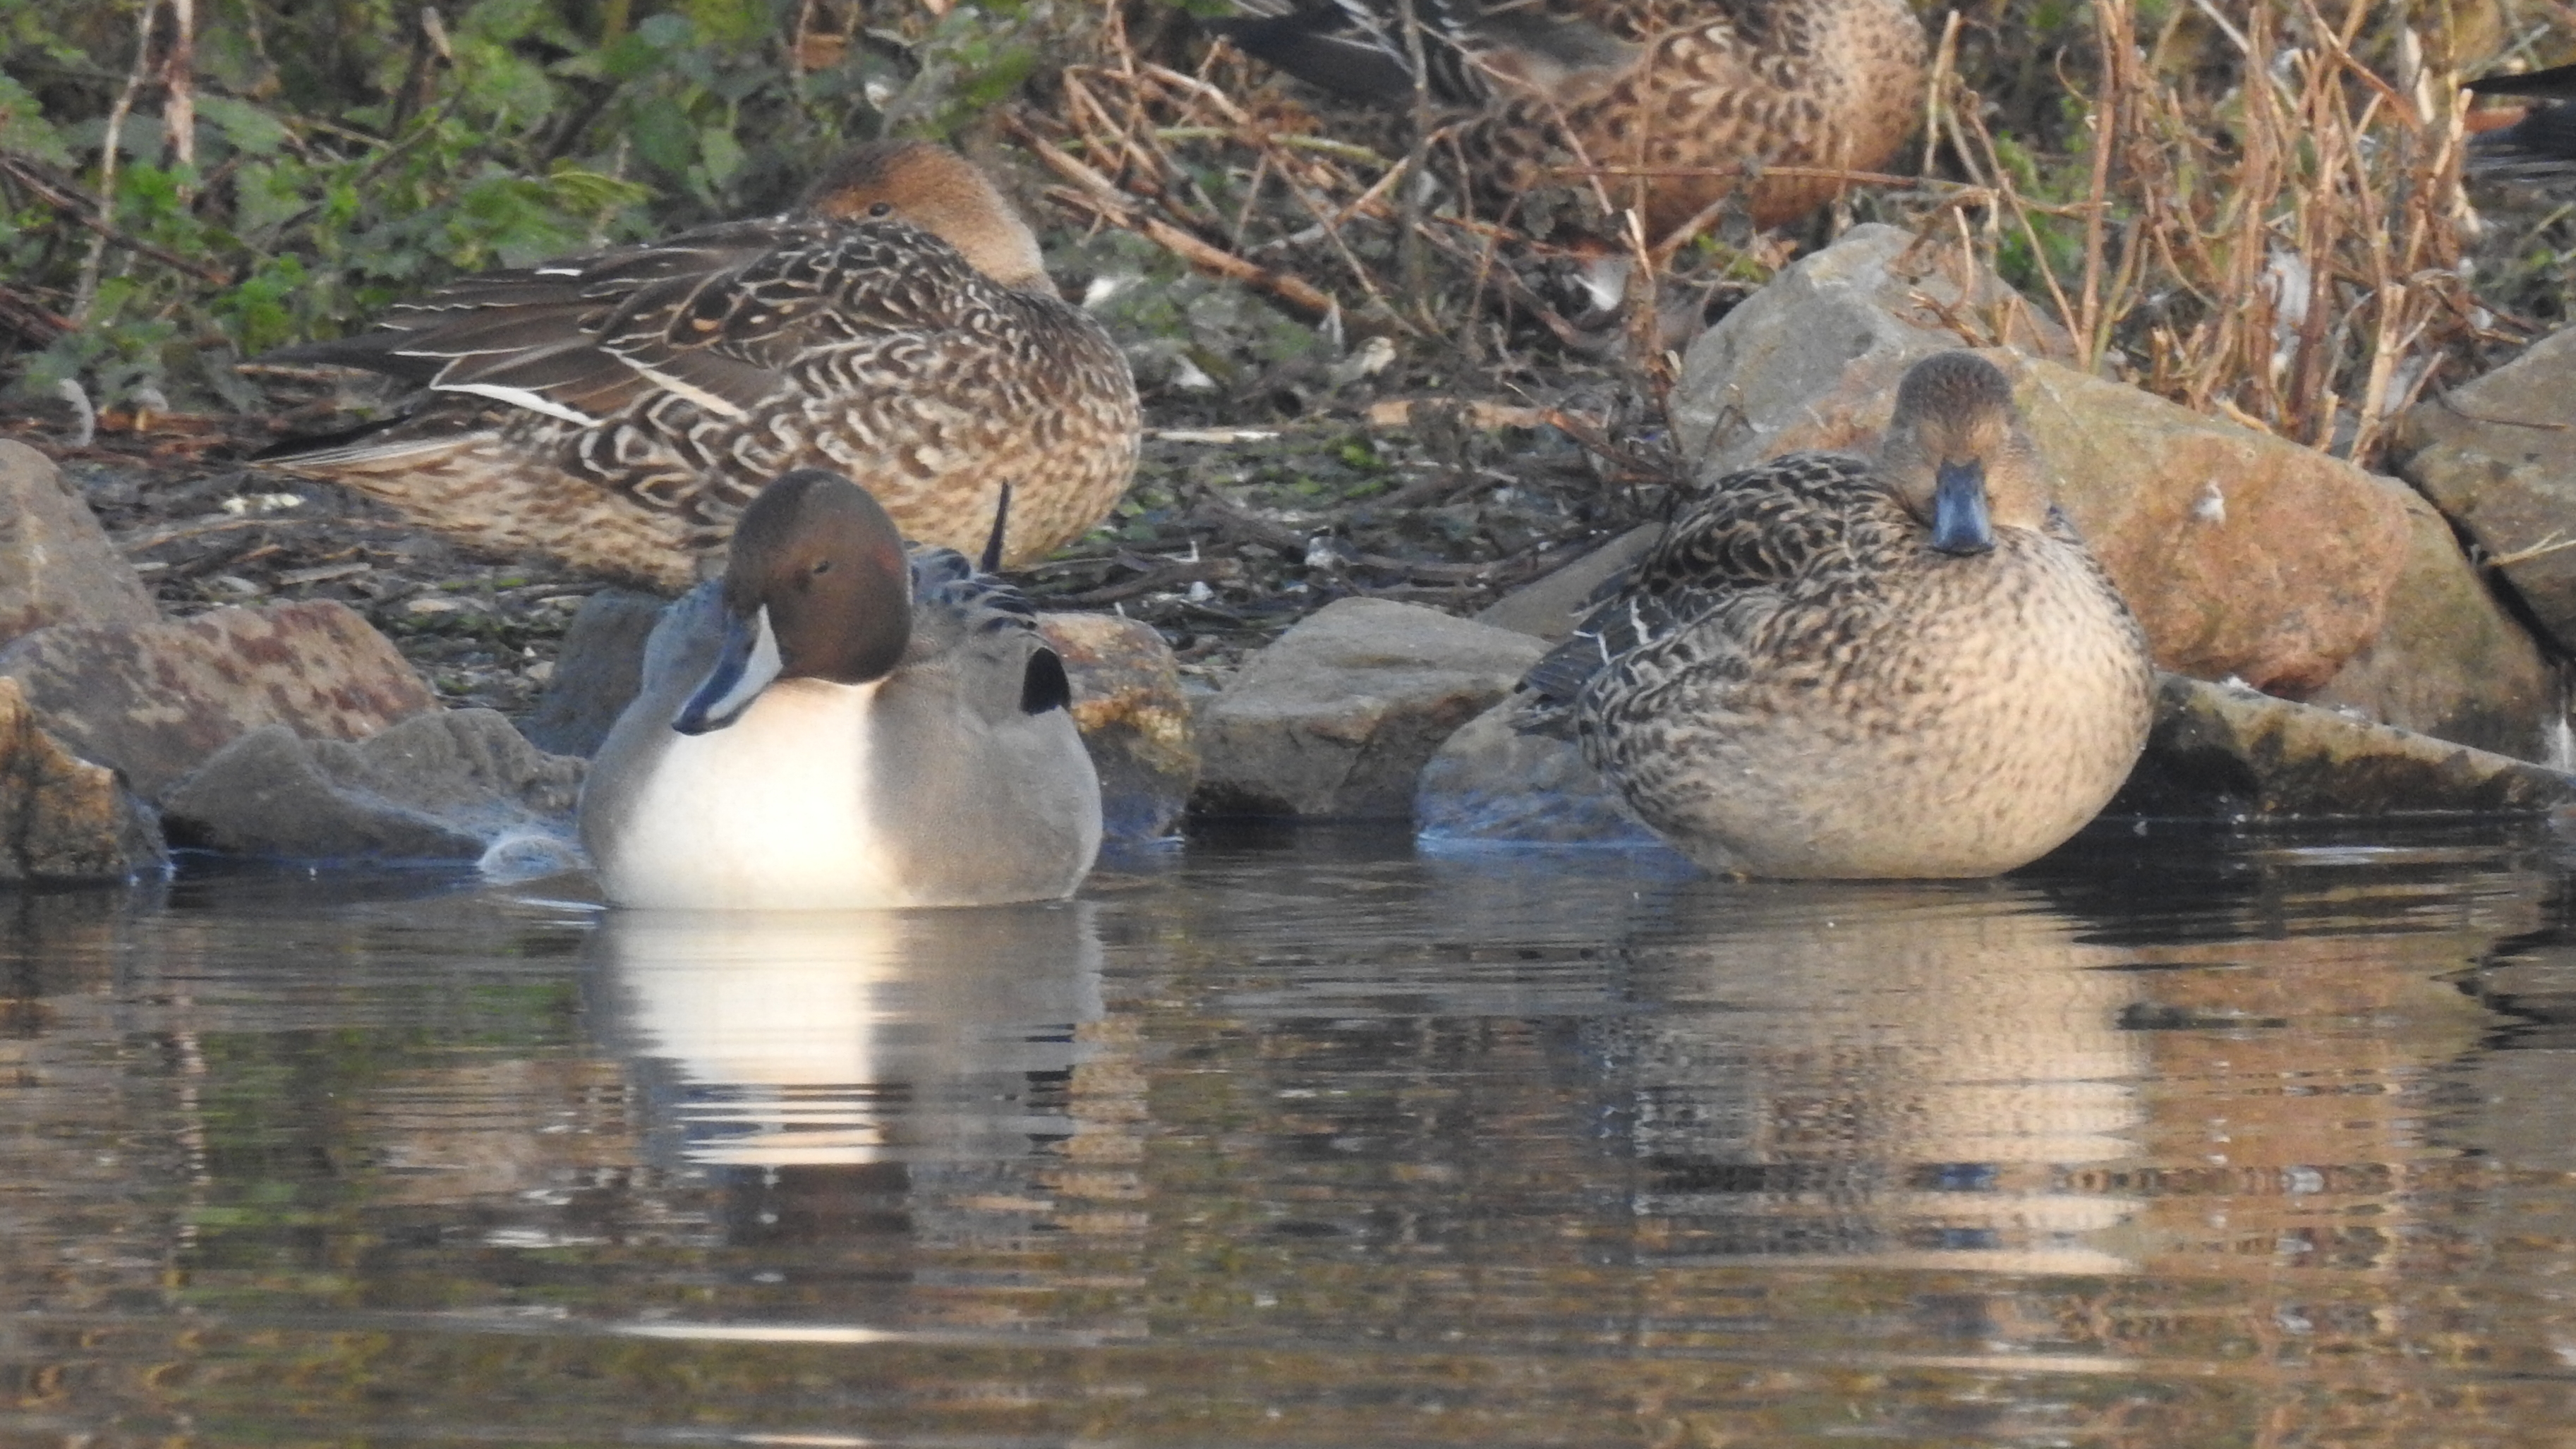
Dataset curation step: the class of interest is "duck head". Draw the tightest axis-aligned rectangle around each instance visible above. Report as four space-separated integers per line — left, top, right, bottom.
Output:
1874 352 2050 557
802 140 1052 292
676 469 912 735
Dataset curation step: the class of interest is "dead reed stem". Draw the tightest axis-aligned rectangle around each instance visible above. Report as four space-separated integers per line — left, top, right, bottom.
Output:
1034 0 2489 468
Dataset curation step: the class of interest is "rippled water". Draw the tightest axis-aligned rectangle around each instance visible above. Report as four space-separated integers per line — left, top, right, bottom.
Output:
8 820 2576 1445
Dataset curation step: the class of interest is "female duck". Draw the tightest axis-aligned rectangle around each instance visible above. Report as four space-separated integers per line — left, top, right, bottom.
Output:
1212 0 1926 238
1523 351 2154 878
579 468 1103 909
258 143 1139 591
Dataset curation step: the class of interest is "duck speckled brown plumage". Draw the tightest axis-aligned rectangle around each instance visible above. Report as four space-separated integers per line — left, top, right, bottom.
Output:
1213 0 1926 237
1521 352 2154 879
253 142 1139 592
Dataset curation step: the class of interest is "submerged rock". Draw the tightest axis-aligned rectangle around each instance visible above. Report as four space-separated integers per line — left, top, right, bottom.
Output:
1039 612 1199 841
159 708 585 861
0 441 159 650
2115 674 2576 818
0 600 436 800
0 677 165 884
1194 598 1545 820
1413 698 1658 845
2389 326 2576 655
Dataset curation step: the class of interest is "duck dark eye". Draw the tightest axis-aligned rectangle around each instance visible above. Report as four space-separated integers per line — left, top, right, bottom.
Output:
867 201 893 218
811 558 833 575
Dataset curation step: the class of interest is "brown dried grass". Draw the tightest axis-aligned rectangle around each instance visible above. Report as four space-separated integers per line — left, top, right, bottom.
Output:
1027 0 2523 466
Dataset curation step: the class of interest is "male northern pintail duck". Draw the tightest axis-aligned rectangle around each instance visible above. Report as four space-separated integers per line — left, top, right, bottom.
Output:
1520 351 2154 879
255 142 1139 592
1211 0 1926 238
579 468 1103 909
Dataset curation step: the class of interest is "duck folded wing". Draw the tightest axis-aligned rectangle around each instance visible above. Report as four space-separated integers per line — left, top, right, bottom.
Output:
260 219 1004 432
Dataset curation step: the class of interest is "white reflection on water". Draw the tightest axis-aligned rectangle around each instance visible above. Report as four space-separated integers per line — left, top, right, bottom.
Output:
588 902 1102 1168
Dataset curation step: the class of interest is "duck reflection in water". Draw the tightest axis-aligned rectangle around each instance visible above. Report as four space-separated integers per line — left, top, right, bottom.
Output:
1590 882 2148 1277
586 902 1103 1247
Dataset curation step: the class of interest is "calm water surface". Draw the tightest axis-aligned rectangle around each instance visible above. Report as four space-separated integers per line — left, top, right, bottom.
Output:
7 822 2576 1445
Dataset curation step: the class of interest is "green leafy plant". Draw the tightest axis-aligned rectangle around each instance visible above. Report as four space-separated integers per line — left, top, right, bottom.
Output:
0 0 1085 413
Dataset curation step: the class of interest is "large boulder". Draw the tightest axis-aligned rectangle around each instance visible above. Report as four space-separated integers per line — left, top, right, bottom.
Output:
1670 223 2079 480
159 708 584 862
2388 325 2576 654
1747 351 2414 695
2304 489 2562 761
0 600 437 799
0 439 158 649
1039 612 1199 841
1194 598 1545 820
0 677 165 883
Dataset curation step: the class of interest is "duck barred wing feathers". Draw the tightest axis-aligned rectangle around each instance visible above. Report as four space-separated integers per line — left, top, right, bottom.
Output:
905 545 1073 718
277 219 998 432
1518 451 1890 720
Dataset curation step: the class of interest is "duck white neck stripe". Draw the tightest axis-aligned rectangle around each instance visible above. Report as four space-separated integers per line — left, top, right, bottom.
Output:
682 605 784 731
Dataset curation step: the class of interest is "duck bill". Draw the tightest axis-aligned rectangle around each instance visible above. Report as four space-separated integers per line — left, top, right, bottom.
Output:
673 605 784 735
1930 460 1996 555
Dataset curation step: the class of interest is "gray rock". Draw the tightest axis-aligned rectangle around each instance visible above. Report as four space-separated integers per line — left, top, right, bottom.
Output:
1413 698 1661 844
1670 223 2078 481
2305 489 2564 762
0 600 437 800
160 708 586 861
2389 326 2576 653
1474 525 1654 641
0 676 165 884
521 590 667 758
2113 674 2576 818
1193 598 1546 820
0 439 158 650
1039 612 1199 840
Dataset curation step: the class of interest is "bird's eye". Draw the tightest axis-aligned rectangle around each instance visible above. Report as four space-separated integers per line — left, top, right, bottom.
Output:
867 201 893 218
811 557 834 575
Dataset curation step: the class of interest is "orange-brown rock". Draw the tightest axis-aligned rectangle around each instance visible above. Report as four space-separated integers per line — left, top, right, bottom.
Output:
0 600 437 799
0 677 165 883
1038 612 1199 841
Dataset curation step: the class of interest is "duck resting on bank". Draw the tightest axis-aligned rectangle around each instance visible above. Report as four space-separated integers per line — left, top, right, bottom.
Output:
1519 350 2155 879
254 141 1139 592
1208 0 1928 240
579 469 1103 910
